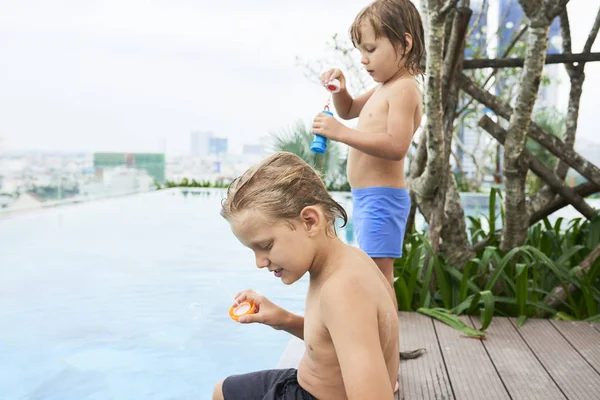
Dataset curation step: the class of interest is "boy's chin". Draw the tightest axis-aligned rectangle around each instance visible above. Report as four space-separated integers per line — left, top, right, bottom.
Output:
281 271 305 285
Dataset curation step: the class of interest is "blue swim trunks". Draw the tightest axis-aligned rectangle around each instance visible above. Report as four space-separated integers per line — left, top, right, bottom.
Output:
351 186 411 258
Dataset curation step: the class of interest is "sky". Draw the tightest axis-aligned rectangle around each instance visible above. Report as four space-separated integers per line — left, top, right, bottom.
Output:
0 0 598 155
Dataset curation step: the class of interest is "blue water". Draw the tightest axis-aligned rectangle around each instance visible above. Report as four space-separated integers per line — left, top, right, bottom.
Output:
0 189 353 400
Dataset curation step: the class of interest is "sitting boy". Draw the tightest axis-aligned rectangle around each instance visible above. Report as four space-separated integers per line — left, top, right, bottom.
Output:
213 152 399 399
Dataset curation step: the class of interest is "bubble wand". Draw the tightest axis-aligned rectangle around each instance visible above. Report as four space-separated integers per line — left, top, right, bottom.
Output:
216 280 256 322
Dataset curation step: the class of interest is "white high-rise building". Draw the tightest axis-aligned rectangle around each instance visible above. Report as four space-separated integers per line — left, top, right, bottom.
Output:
190 131 212 157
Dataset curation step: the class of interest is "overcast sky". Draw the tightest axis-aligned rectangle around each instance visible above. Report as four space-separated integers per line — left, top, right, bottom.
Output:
0 0 598 155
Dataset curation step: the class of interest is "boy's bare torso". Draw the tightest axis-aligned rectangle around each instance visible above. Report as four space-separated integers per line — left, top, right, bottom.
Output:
347 77 422 189
296 247 399 399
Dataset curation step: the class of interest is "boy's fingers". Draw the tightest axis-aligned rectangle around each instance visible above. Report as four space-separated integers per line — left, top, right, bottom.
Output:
239 313 261 324
321 69 334 83
331 69 342 80
235 291 265 307
234 289 257 305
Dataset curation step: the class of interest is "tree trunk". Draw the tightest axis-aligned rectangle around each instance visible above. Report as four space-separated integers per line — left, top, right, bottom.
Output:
409 3 449 255
410 1 474 267
438 6 474 266
501 19 550 251
410 7 447 202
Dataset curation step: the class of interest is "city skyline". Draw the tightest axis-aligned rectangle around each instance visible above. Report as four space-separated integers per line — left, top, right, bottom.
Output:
0 1 599 155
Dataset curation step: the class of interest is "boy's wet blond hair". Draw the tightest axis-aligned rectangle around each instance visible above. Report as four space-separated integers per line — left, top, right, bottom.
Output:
221 152 348 235
350 0 425 76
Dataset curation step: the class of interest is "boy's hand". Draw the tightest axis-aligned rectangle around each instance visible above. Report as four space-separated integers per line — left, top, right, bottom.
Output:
234 289 290 330
321 69 346 92
312 112 347 142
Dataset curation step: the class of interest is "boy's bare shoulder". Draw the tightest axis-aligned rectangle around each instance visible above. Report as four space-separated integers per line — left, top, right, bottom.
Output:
387 76 422 100
319 247 380 306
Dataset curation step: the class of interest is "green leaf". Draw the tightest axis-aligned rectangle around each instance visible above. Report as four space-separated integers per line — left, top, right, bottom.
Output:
394 275 411 312
419 256 435 308
435 260 452 310
484 247 527 291
407 246 423 302
584 314 600 323
479 290 495 330
488 188 499 234
451 294 474 315
556 246 586 271
467 292 482 315
580 281 598 317
458 261 480 302
516 263 528 317
493 296 558 316
555 312 576 321
418 308 485 338
516 315 528 328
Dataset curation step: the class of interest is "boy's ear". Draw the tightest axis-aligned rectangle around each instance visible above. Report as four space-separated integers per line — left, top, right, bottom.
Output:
299 206 321 236
404 33 413 54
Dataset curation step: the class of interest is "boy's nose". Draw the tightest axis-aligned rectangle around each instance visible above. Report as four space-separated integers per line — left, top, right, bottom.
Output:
361 56 369 65
255 255 269 269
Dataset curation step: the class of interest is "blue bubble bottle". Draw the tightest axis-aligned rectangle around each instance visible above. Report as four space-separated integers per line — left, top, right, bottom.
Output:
311 109 333 154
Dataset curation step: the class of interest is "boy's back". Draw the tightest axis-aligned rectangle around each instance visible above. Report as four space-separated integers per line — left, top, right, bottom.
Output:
298 245 399 399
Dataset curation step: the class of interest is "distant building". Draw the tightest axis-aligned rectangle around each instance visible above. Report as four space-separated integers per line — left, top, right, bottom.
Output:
243 136 269 157
93 152 165 183
190 131 212 156
190 131 228 157
242 144 264 156
209 137 228 155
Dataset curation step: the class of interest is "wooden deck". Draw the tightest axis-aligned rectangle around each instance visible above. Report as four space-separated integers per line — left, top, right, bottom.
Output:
277 312 600 399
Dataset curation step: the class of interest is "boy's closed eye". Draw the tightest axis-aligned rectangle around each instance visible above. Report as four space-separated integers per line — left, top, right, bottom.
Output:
259 241 273 250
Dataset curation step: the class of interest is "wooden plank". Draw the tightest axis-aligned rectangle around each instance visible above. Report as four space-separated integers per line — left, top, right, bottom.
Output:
433 315 510 400
513 318 600 399
550 320 600 374
398 311 454 400
469 316 565 400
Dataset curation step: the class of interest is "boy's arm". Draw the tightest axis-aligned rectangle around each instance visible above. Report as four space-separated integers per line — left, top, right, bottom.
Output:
336 81 418 161
321 279 395 400
235 290 304 340
282 311 304 340
334 86 377 120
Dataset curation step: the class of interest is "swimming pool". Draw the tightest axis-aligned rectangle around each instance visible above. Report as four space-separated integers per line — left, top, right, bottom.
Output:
0 188 354 399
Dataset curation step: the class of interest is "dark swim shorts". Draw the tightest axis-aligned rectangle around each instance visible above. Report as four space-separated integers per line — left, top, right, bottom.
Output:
222 368 317 400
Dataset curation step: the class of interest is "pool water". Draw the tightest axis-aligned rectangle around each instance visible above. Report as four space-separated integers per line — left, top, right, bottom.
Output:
0 189 353 399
